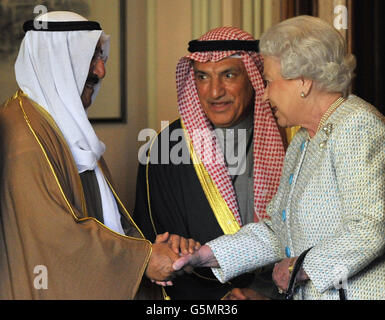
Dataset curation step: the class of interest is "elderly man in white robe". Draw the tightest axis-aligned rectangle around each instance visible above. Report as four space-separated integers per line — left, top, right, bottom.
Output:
0 11 198 299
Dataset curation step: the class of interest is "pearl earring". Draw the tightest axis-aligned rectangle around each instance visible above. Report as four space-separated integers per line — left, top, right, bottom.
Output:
301 92 306 98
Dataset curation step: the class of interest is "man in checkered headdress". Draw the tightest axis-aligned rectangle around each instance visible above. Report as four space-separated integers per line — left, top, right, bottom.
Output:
134 27 286 300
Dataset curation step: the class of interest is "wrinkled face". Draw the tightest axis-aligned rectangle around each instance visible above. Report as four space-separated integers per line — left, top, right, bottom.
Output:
193 58 254 128
262 55 301 128
81 40 106 109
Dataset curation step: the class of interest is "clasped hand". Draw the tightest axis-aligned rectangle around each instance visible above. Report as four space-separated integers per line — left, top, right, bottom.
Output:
145 232 201 285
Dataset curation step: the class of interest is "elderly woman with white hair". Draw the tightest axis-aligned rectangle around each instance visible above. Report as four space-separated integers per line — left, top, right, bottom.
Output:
173 15 385 300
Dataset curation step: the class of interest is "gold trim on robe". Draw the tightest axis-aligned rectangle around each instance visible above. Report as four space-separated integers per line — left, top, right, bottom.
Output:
180 119 241 235
286 126 301 144
0 91 153 299
16 90 149 242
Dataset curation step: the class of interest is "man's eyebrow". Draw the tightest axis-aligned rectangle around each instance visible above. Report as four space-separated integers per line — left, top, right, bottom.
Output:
220 67 240 74
193 69 206 74
193 67 241 74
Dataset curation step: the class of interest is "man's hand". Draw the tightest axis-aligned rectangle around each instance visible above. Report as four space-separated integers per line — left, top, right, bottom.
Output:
172 244 219 272
155 232 201 256
145 241 179 281
147 232 202 286
223 288 270 300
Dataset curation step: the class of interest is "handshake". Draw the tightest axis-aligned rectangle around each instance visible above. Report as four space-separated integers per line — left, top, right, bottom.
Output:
144 232 218 285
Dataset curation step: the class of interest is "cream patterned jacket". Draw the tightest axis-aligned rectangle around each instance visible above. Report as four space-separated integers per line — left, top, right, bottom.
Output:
208 95 385 300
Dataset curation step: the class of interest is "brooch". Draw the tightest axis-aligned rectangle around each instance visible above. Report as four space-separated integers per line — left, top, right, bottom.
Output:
319 123 333 149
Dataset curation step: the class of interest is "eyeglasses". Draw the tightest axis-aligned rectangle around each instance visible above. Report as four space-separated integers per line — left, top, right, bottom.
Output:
91 47 107 65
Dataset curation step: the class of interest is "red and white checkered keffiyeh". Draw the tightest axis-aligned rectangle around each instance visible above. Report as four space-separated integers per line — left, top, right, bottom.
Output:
176 27 285 225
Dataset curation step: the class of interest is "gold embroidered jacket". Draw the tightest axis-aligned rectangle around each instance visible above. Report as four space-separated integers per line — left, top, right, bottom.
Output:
0 92 152 299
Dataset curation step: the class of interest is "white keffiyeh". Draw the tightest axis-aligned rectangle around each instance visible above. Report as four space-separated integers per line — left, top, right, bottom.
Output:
15 11 124 235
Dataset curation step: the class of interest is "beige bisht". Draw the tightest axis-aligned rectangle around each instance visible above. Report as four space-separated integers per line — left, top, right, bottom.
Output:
0 91 152 299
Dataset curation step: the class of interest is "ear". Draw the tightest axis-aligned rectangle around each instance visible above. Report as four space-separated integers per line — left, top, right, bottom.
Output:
299 76 313 97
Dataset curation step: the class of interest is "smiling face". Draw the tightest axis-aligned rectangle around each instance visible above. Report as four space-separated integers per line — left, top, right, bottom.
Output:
193 58 254 128
81 40 106 109
262 55 302 128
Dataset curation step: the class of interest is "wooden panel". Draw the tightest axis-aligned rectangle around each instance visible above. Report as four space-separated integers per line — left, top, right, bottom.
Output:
281 0 296 19
146 0 157 129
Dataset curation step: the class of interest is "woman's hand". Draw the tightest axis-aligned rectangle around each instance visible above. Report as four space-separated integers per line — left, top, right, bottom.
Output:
272 257 309 293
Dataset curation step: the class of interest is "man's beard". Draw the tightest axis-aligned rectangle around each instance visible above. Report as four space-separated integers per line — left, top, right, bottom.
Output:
81 73 100 109
85 73 99 86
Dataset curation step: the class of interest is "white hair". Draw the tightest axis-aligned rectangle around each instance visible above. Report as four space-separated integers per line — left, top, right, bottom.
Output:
259 15 356 94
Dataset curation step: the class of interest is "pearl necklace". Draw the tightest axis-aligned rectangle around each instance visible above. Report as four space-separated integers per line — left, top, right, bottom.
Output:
316 96 345 133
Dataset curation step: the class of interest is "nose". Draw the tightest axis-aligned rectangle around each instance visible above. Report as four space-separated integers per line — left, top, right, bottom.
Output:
93 58 106 79
210 77 226 100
